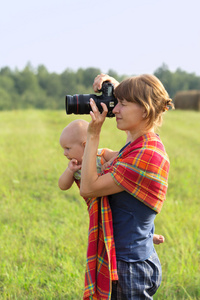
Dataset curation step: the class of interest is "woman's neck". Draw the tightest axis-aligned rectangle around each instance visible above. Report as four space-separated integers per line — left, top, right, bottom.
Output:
128 127 155 143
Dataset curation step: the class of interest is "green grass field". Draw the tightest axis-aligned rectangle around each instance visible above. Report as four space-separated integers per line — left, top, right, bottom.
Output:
0 109 199 299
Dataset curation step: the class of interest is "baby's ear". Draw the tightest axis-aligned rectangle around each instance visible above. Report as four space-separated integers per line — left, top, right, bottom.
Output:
82 141 86 148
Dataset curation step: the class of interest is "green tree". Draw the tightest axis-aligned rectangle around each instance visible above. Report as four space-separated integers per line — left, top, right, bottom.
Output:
37 65 49 91
108 69 127 83
82 68 101 88
0 66 12 76
1 63 200 111
60 69 77 95
0 76 15 94
0 88 12 110
154 64 200 98
14 64 39 95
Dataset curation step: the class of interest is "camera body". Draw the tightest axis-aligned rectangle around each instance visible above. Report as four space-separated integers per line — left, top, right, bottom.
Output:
65 82 117 117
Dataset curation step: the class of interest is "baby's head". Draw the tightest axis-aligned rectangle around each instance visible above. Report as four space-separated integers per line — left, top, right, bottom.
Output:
60 119 89 164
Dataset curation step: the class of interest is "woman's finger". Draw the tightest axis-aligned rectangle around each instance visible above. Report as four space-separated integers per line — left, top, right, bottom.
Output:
100 102 108 118
90 99 108 120
89 110 96 121
90 98 99 114
93 73 106 92
100 102 108 112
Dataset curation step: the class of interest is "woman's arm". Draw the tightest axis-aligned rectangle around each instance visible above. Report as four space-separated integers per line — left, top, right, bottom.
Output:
80 172 123 198
80 99 123 198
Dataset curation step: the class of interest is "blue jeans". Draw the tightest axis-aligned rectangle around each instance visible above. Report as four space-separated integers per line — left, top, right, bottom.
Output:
111 249 162 300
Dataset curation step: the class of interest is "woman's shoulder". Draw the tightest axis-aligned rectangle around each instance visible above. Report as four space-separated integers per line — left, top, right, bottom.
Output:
117 133 169 164
129 133 166 152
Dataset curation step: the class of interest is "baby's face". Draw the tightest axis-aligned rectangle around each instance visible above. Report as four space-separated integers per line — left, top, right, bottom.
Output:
60 135 85 164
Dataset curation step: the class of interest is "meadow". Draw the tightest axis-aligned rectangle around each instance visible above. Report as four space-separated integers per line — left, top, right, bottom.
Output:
0 109 199 299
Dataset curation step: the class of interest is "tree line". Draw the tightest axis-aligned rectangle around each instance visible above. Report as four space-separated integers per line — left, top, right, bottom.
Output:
1 63 200 110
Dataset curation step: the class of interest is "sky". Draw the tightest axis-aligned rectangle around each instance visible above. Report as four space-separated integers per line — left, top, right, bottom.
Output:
1 0 200 76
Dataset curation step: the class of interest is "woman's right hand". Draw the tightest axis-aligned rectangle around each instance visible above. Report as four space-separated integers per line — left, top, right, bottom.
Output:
93 73 119 93
87 98 108 137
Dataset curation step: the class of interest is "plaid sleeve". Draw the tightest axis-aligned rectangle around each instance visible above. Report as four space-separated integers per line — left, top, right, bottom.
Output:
109 146 169 213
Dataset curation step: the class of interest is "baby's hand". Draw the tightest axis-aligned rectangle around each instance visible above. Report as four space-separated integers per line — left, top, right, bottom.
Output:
101 154 117 172
153 234 165 245
101 160 112 172
68 159 82 173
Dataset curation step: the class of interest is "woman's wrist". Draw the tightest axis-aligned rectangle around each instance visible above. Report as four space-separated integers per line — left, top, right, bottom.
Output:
85 136 99 160
87 131 101 141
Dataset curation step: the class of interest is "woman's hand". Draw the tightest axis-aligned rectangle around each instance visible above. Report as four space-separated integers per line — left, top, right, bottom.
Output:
93 73 119 93
88 98 108 136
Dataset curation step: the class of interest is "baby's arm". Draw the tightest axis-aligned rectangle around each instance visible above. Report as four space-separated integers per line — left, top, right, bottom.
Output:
58 159 81 190
103 148 118 162
101 148 118 171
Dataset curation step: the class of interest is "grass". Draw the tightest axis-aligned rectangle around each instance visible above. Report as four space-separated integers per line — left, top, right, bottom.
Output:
0 109 199 299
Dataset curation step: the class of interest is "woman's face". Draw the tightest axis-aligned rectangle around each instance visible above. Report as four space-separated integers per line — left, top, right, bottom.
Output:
112 99 146 132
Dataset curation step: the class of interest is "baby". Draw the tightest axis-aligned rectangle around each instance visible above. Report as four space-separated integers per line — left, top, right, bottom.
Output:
58 119 164 245
58 119 118 190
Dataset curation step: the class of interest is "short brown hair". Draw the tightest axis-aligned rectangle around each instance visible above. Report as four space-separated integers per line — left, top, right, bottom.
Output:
114 74 174 129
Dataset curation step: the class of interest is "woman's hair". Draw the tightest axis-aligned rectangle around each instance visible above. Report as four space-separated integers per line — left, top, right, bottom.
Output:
114 74 174 129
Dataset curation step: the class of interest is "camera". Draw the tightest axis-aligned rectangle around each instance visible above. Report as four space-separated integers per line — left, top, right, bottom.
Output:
65 82 117 117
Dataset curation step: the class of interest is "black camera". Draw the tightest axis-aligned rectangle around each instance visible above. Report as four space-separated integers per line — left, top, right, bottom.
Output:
65 82 117 117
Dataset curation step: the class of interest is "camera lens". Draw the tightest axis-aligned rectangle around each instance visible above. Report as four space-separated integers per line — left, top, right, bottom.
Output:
66 95 76 114
66 94 91 114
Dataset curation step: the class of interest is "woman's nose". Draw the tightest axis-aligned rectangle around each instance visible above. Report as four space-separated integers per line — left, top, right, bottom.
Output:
112 103 119 114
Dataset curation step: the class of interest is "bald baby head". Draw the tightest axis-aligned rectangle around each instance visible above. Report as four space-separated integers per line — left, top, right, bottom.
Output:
59 119 89 162
60 119 88 143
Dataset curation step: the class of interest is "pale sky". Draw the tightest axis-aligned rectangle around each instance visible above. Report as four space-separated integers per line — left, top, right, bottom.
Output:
1 0 200 76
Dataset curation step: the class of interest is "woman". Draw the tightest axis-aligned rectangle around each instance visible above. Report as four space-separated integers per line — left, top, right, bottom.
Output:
80 74 174 300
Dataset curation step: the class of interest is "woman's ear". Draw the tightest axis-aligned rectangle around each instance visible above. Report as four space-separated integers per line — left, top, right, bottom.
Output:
142 111 147 119
142 106 149 119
